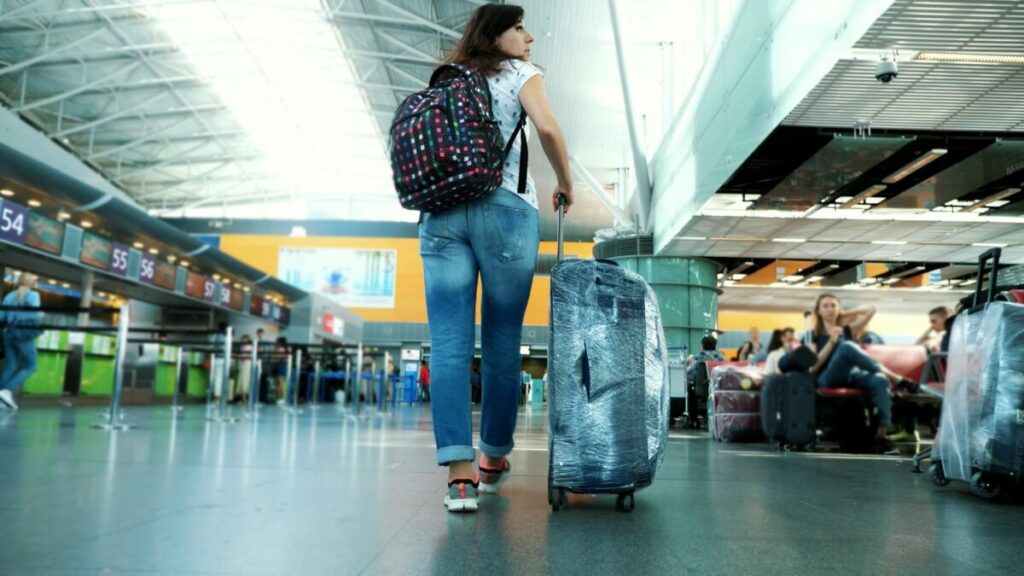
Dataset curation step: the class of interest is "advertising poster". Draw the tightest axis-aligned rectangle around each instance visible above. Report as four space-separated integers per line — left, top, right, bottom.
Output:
24 212 64 255
279 248 396 309
80 231 113 270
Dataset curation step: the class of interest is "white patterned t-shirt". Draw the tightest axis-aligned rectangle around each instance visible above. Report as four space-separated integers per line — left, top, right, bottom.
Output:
487 59 543 210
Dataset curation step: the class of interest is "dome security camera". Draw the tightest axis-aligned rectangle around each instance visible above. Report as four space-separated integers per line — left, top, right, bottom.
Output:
875 59 898 83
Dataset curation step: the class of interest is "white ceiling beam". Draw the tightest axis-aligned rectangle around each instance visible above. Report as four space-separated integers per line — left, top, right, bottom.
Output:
378 31 441 62
84 115 195 161
133 163 243 199
13 61 141 113
51 91 170 138
0 0 206 23
114 151 261 182
385 63 428 88
0 28 106 76
0 0 53 24
372 0 461 39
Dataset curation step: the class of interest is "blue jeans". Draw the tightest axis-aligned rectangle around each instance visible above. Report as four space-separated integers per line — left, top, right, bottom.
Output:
420 191 539 465
1 332 38 393
817 341 892 426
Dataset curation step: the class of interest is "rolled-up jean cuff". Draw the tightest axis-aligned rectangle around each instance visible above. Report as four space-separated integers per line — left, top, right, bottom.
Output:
479 439 514 459
437 445 476 466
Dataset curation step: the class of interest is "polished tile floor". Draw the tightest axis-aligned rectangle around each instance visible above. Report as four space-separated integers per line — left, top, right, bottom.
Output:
0 402 1022 576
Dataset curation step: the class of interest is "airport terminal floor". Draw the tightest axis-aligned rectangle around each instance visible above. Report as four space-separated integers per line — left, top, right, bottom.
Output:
2 404 1022 576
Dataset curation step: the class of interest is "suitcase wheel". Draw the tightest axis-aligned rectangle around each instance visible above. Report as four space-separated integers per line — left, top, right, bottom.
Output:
550 487 566 512
615 492 635 513
970 471 1001 500
927 461 950 487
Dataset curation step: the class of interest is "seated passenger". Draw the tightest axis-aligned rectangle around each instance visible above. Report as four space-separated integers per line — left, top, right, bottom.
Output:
808 293 916 453
782 327 797 351
763 329 787 376
736 327 762 362
687 335 725 381
915 306 950 351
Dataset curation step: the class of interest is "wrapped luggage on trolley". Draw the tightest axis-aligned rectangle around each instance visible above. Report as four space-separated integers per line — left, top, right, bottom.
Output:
930 248 1024 499
547 196 669 513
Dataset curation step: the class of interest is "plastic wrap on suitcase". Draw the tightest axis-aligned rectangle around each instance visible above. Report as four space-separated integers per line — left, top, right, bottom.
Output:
712 413 764 442
712 390 761 414
548 259 669 493
935 301 1024 482
709 365 764 391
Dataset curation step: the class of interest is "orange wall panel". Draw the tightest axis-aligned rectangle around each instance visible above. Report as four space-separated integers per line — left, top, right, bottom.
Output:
218 234 593 325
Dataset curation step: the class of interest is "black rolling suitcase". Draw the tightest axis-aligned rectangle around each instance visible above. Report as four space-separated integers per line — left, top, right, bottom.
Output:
547 196 669 513
931 248 1024 499
761 372 816 450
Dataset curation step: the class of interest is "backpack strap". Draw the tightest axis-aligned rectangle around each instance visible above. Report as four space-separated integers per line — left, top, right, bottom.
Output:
502 108 528 196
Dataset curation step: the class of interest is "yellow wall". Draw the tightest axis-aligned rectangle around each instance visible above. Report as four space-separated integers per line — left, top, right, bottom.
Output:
719 310 928 338
218 234 593 325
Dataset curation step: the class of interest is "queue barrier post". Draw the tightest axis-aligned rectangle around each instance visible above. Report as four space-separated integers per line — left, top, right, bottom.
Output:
92 304 131 431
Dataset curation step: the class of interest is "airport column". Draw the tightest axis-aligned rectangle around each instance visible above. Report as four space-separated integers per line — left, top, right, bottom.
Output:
594 236 719 353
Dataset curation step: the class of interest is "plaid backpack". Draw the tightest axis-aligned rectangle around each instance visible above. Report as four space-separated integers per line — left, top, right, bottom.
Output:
389 63 527 213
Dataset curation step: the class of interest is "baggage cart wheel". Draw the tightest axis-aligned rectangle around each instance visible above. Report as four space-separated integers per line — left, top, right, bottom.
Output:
615 492 635 513
927 461 950 487
970 471 1001 500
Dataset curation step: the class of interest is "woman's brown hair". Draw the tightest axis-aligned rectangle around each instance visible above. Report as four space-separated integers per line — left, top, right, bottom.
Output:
444 3 525 74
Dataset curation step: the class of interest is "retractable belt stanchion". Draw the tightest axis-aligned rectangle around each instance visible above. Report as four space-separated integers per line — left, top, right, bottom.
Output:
342 358 352 412
93 304 131 431
170 346 185 413
217 326 239 423
381 351 391 412
205 354 218 420
310 360 322 410
288 348 304 415
247 341 261 419
354 344 364 417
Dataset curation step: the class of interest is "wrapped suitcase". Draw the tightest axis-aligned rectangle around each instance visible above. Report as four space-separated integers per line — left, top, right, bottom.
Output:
547 197 669 513
930 249 1024 499
709 365 764 442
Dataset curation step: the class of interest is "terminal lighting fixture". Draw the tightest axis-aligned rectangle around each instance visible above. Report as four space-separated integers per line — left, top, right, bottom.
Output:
0 189 13 197
882 149 947 184
840 185 887 209
133 242 144 249
771 238 806 243
805 276 825 283
962 188 1020 213
972 242 1009 248
243 287 251 293
180 261 189 268
80 220 93 228
679 236 707 241
884 278 900 285
148 248 159 255
783 274 805 282
57 211 71 220
168 255 177 263
915 52 1024 65
730 273 748 280
871 240 908 245
213 274 221 280
27 200 41 208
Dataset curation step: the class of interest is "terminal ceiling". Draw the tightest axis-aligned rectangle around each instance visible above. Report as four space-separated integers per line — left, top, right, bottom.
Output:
1 0 1023 297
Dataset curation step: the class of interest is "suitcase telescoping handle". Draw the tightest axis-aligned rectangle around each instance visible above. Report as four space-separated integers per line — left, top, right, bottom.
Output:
556 193 565 263
972 247 1001 309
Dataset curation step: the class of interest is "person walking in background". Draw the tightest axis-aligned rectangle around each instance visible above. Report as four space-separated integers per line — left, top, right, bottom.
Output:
418 359 431 402
236 334 253 405
0 273 44 410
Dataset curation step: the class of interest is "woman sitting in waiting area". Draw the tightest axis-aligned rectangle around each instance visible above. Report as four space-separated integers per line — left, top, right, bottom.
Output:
808 293 916 453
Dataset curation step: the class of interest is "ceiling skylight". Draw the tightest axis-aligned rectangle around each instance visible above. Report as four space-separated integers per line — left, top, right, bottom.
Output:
142 1 404 221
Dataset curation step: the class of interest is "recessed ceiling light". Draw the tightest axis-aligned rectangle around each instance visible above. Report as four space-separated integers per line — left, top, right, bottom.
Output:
148 248 159 255
133 242 144 249
57 211 71 220
806 276 825 283
61 282 70 288
882 149 947 184
0 189 13 197
213 274 221 280
168 255 177 263
771 238 806 243
871 240 908 245
80 220 93 228
243 287 251 292
180 261 189 268
27 199 41 208
972 242 1009 248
